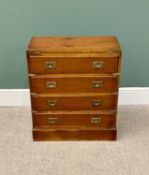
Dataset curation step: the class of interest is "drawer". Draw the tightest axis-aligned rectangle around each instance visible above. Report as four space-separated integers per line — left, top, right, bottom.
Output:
27 56 118 74
31 93 117 111
33 111 116 128
29 74 118 93
33 128 116 141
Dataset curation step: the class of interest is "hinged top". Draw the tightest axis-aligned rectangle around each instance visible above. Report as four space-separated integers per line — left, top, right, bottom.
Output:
27 36 121 54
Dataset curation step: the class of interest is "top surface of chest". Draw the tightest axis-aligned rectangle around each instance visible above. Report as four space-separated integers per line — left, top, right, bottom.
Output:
27 36 121 54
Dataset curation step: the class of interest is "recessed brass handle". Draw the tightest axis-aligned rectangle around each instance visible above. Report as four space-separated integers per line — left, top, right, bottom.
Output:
91 100 102 107
48 117 58 125
91 117 101 124
45 61 56 69
92 81 104 88
48 100 57 107
46 81 56 89
93 61 104 69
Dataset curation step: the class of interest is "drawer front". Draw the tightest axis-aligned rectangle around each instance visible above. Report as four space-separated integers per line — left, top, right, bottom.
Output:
33 128 116 141
28 56 118 74
33 112 116 128
29 75 118 93
31 95 117 111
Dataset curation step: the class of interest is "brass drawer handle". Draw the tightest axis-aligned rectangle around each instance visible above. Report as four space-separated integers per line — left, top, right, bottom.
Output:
48 117 58 125
92 81 104 88
45 61 56 69
91 117 101 124
48 100 57 107
46 81 57 89
91 100 102 107
93 61 104 69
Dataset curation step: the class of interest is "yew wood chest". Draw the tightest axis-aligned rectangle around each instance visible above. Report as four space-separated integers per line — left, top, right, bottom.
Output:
26 36 121 141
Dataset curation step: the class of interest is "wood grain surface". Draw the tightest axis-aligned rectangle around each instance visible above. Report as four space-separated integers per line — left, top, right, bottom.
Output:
26 36 121 141
27 36 121 54
28 56 118 74
32 111 116 128
33 127 116 141
29 74 118 93
31 93 117 111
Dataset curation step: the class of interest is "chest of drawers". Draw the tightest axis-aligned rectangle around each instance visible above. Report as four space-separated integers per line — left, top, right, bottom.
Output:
26 36 121 141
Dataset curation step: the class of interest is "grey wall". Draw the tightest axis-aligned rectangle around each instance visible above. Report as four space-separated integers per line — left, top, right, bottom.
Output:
0 0 149 88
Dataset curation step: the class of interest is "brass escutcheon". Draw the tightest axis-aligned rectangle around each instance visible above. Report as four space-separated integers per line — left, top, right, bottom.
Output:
92 81 104 88
93 61 104 69
48 100 57 107
48 117 58 125
91 117 102 124
46 81 57 89
45 61 56 69
91 100 102 107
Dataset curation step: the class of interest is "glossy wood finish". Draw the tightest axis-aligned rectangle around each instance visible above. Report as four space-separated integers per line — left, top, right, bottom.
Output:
28 56 118 74
31 93 117 111
33 128 116 141
29 74 118 93
26 36 121 141
33 112 116 128
27 36 121 54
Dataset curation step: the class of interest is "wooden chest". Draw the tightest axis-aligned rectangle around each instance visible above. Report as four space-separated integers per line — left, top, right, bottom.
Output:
26 36 121 141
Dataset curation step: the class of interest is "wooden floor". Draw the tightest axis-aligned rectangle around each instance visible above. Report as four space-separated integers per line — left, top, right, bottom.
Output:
0 105 149 175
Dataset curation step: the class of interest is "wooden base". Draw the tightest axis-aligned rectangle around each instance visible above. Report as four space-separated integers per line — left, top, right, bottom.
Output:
33 128 117 141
